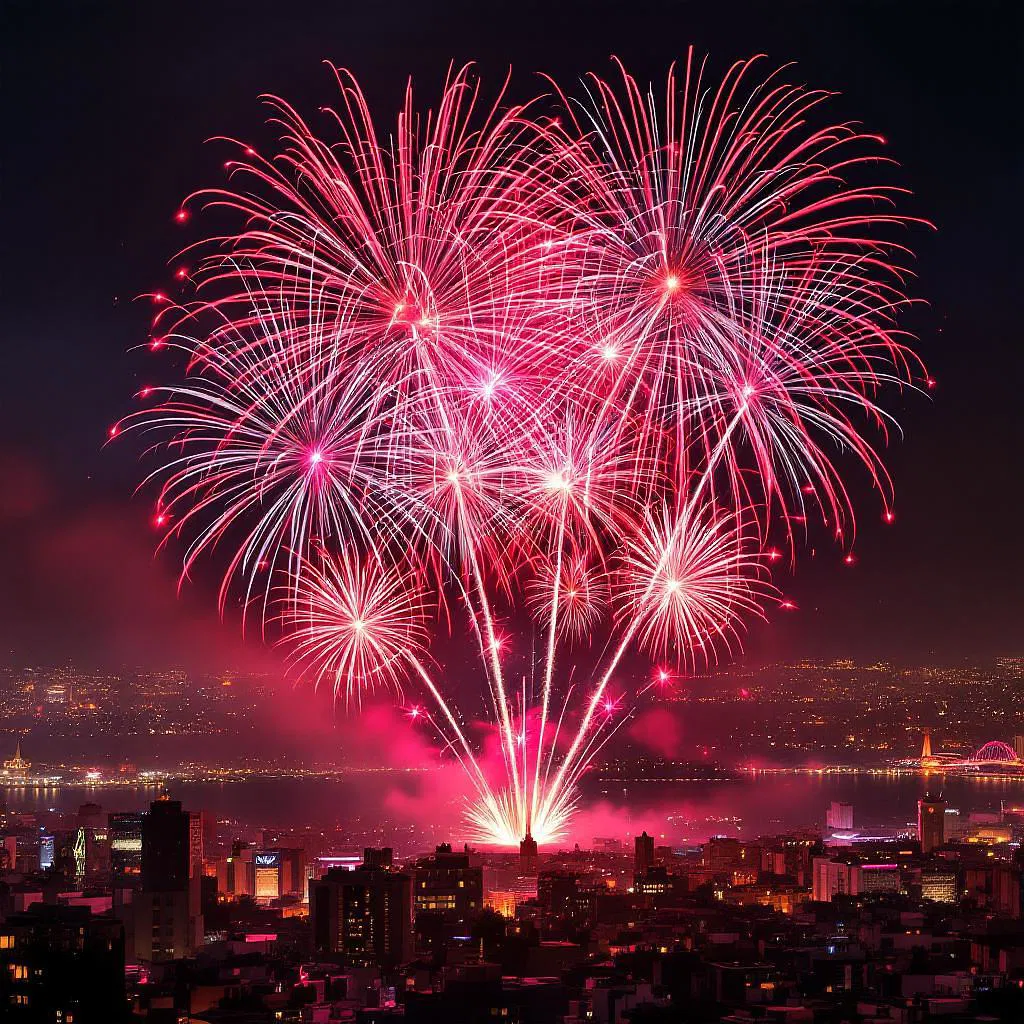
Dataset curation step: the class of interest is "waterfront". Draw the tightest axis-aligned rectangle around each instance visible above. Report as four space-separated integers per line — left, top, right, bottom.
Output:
5 769 1024 852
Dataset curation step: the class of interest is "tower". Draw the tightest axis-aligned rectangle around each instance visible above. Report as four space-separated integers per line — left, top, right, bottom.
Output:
634 831 655 875
133 796 203 961
918 791 947 854
519 832 539 874
2 740 30 779
921 729 940 770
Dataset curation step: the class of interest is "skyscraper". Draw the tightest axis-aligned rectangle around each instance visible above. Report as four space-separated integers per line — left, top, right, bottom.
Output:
519 832 539 874
109 812 144 895
634 831 655 876
133 795 203 962
918 792 947 854
311 849 413 966
76 802 110 885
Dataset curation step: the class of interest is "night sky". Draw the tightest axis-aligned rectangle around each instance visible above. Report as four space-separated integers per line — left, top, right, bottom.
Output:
1 1 1021 668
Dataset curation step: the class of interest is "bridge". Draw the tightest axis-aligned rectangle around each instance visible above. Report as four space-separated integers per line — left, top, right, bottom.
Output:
915 733 1024 773
957 740 1021 769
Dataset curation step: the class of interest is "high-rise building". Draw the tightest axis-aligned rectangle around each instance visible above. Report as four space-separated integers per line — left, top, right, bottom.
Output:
519 832 539 874
992 866 1021 918
363 846 393 871
826 802 854 831
251 848 305 900
1014 735 1024 760
812 856 862 902
918 792 947 853
412 844 483 950
221 842 256 898
109 810 144 961
109 812 144 894
76 802 110 885
311 849 413 966
133 796 203 962
634 831 655 876
254 850 283 900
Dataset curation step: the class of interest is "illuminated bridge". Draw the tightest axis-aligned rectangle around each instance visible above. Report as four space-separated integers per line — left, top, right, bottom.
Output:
912 733 1024 774
958 740 1022 769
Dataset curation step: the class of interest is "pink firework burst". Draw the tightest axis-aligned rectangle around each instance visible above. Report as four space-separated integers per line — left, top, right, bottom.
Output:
125 55 925 846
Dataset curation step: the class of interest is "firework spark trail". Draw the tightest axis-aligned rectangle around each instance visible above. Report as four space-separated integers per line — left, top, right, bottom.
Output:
125 57 925 846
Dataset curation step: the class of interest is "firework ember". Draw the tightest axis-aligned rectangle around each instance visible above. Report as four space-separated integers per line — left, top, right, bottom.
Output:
123 55 923 846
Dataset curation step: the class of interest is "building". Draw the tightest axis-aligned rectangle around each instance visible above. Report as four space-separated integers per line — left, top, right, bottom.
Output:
537 871 599 928
704 837 762 883
634 866 681 906
109 811 144 896
363 846 394 871
485 873 539 917
250 847 306 901
413 844 483 949
921 870 957 903
0 904 126 1021
311 848 413 966
1 829 46 873
133 796 203 962
1 740 30 780
520 832 539 874
964 865 1022 918
760 830 821 886
221 842 256 898
254 849 283 900
860 863 901 894
826 802 854 831
919 792 947 853
634 831 655 876
75 802 110 885
1014 734 1024 760
812 856 862 902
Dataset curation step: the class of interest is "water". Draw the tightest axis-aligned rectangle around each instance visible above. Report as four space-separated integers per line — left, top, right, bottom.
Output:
5 770 1022 851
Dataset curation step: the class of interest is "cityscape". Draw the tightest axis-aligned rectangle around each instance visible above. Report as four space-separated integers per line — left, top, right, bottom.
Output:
3 2 1021 1023
4 659 1024 1019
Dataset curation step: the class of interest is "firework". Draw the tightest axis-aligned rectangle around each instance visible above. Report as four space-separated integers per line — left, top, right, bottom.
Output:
125 56 923 847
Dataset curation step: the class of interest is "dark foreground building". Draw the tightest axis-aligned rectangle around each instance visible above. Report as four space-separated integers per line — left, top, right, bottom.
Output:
311 847 413 966
0 903 127 1021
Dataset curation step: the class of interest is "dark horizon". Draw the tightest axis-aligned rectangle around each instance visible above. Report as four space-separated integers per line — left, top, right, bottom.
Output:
2 1 1021 669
